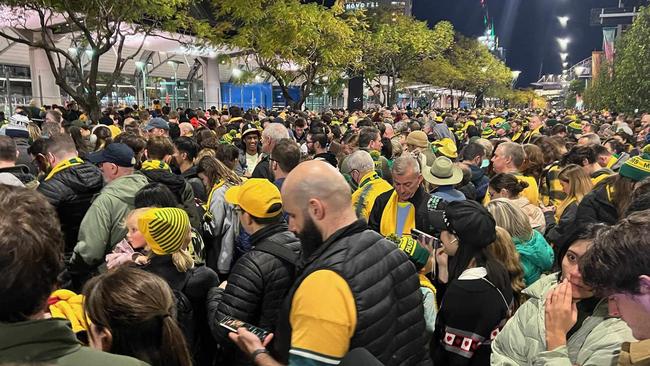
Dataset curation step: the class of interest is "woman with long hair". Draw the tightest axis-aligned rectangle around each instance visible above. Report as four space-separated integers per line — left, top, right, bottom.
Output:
487 199 554 287
576 154 650 228
521 144 545 183
489 226 526 312
91 125 112 151
489 173 546 232
431 200 513 365
83 266 192 366
491 227 634 365
545 164 592 250
196 156 242 275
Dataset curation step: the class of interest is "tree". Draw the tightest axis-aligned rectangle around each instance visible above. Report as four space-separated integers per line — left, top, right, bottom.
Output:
584 6 650 112
405 35 511 108
357 12 454 106
215 0 360 109
0 0 207 120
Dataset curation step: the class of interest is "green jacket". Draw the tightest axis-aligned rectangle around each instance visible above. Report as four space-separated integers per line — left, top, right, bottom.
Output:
491 274 635 365
71 173 149 269
0 319 148 365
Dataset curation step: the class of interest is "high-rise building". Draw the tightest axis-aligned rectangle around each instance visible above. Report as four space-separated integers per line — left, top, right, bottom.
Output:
343 0 412 16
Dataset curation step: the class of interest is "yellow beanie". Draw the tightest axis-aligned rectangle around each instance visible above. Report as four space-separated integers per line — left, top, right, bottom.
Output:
138 208 191 255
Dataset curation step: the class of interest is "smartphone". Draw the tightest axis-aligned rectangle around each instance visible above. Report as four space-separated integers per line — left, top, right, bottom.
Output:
219 315 270 341
411 229 441 250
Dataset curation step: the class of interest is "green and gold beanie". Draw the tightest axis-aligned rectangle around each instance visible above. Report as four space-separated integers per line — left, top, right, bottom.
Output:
139 208 191 255
619 153 650 182
568 121 582 135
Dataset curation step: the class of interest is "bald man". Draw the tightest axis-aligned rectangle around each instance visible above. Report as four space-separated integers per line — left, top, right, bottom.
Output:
229 160 430 366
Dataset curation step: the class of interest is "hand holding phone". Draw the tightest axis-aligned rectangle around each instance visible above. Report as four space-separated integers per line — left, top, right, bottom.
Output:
220 316 270 342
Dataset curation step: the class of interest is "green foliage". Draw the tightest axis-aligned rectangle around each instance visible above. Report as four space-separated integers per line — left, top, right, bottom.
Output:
585 6 650 112
357 12 454 106
216 0 360 108
0 0 204 119
404 35 512 107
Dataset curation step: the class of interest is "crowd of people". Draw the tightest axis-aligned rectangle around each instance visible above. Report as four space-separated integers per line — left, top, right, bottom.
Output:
0 101 649 366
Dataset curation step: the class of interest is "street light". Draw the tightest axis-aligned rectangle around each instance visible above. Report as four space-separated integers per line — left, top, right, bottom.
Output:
557 16 570 28
167 60 183 109
562 62 568 68
232 67 242 78
574 66 585 77
560 53 569 61
557 37 571 51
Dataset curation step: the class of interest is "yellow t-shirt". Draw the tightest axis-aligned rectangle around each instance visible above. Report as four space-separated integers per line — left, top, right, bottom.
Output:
289 270 357 364
351 171 393 220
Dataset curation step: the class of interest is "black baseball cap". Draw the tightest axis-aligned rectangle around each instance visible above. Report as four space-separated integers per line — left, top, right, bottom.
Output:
87 143 136 167
429 200 496 249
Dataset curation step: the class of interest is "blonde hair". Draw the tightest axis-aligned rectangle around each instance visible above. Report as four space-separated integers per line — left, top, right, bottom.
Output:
486 199 533 242
489 227 526 310
123 207 150 229
558 164 593 203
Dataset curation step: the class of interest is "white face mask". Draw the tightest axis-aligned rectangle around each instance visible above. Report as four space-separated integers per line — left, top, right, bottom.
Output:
89 134 98 145
481 158 490 169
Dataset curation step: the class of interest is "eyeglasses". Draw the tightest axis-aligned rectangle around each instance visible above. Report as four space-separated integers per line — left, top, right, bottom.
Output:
234 206 245 215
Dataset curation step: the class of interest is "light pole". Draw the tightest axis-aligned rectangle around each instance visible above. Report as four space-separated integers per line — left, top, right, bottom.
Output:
135 61 148 108
167 60 182 109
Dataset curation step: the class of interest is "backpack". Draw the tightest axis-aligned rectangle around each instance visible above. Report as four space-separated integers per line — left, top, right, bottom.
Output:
172 271 196 348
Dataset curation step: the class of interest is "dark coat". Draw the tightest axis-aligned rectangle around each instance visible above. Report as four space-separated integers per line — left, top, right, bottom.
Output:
181 165 207 202
143 255 219 366
469 164 489 202
137 169 201 229
207 223 300 365
368 185 432 234
252 154 274 182
37 162 104 256
0 164 37 187
575 185 618 230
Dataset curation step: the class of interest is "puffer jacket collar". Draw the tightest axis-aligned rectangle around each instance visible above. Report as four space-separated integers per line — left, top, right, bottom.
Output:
250 223 290 246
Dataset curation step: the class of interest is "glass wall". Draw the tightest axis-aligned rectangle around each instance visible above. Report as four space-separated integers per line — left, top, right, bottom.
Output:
0 64 33 114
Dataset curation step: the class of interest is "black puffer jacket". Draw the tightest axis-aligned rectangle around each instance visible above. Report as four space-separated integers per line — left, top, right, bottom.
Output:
273 220 431 365
37 162 104 255
137 169 201 229
207 223 300 365
143 255 219 366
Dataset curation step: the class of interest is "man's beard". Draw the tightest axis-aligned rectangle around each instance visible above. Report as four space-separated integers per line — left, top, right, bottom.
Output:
296 215 324 260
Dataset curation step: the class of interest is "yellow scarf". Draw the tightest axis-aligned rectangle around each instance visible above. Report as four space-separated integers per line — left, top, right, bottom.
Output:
45 158 83 181
141 159 171 171
380 190 415 237
511 130 523 142
203 180 226 218
522 126 541 144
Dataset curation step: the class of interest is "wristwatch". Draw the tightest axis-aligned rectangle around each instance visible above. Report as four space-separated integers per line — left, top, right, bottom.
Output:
251 348 269 361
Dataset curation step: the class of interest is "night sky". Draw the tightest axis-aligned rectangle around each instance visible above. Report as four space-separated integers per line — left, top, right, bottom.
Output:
413 0 622 86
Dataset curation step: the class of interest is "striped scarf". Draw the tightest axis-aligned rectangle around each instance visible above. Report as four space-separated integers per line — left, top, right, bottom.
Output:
141 159 171 171
45 158 84 181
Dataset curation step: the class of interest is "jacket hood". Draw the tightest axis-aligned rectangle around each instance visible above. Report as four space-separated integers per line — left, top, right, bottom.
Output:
101 173 149 205
139 169 186 195
55 163 104 193
513 230 553 268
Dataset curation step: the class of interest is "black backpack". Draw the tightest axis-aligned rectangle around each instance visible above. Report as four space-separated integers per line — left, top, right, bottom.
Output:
172 271 196 348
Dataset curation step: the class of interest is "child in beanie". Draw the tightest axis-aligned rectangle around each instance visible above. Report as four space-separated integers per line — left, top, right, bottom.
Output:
138 207 194 272
105 208 150 269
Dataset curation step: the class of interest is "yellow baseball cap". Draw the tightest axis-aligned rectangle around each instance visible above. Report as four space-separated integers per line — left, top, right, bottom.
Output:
225 178 283 218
